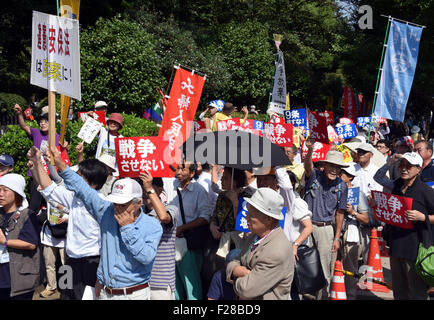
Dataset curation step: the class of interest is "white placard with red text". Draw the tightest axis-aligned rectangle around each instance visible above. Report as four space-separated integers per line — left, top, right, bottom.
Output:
31 11 81 100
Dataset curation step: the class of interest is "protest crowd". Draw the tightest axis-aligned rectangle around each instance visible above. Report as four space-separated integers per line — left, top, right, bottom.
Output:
0 95 433 302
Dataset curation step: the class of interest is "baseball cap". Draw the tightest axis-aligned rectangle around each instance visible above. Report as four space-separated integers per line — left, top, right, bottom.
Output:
0 154 14 167
105 178 143 204
94 101 108 109
401 152 423 167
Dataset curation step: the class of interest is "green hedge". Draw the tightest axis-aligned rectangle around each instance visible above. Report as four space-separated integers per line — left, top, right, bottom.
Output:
0 93 27 116
0 113 157 185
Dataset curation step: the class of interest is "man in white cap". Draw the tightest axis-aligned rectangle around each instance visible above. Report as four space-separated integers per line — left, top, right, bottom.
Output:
372 152 434 300
353 143 383 198
48 146 163 300
352 142 383 264
226 188 293 300
304 139 349 300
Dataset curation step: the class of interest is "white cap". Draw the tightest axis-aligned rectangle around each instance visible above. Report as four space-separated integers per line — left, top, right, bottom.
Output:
402 152 423 167
98 154 116 171
244 188 285 220
0 173 28 209
94 101 108 108
105 178 143 204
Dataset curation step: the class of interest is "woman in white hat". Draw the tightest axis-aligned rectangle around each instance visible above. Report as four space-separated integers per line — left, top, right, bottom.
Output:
339 163 370 299
226 188 294 300
0 174 40 300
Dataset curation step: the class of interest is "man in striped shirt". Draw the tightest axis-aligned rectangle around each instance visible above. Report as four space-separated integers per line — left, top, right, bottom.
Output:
139 171 179 300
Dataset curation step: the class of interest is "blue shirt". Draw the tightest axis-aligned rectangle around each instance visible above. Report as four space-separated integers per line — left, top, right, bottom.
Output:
304 169 348 223
59 167 163 289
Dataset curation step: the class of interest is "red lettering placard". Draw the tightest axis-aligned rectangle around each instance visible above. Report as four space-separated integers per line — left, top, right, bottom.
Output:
78 111 106 126
371 191 413 229
216 118 241 131
263 122 293 147
301 140 331 162
308 111 329 144
115 136 175 178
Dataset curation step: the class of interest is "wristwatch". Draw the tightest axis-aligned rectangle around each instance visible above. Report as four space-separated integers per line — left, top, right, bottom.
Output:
146 189 156 195
293 242 300 247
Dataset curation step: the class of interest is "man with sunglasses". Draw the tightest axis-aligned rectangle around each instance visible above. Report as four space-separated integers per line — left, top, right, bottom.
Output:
353 143 383 198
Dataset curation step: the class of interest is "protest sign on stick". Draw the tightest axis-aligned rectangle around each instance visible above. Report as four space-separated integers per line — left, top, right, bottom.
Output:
263 123 293 147
216 118 241 131
77 117 103 144
301 141 331 162
308 111 329 144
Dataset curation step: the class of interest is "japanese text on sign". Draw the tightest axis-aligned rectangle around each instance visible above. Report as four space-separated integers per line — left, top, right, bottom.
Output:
31 11 81 100
115 137 174 178
371 191 413 229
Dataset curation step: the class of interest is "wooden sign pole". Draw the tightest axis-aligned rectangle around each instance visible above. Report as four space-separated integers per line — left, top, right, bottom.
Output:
48 90 56 164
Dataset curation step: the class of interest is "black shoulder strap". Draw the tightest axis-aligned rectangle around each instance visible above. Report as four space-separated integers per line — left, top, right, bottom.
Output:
176 188 187 225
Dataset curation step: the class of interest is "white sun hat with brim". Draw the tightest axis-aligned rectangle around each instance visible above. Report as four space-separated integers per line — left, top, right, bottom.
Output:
341 162 357 177
356 143 376 154
98 154 116 171
401 152 423 167
244 187 285 221
252 166 276 176
105 178 143 204
0 174 29 209
322 150 349 168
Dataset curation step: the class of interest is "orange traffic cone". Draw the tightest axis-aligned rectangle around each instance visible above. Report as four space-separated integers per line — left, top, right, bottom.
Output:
358 228 390 293
330 260 347 300
377 227 389 257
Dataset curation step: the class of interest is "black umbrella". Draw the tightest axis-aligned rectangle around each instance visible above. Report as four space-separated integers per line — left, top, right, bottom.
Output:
181 130 291 170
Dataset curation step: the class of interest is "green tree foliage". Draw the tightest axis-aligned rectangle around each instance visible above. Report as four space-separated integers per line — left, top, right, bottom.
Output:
0 93 27 116
77 16 165 114
214 20 274 107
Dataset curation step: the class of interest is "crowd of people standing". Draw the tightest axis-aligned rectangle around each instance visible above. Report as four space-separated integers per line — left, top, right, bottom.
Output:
0 100 433 301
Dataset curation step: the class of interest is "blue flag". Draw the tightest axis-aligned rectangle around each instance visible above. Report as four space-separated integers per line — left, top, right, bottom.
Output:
235 197 286 232
374 20 423 122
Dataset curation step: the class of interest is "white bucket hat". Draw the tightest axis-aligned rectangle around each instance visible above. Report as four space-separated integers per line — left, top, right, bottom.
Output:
356 143 376 154
322 150 349 168
411 125 420 134
105 178 142 204
0 174 29 209
244 187 285 220
98 154 116 171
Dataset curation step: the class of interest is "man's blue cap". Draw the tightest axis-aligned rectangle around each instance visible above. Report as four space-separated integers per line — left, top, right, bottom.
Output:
0 154 14 167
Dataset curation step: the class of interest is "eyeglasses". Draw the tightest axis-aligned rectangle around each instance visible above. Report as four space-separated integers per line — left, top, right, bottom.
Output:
357 150 369 155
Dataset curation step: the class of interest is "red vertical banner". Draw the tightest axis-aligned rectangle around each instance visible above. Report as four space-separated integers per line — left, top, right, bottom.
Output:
158 67 206 168
343 86 357 123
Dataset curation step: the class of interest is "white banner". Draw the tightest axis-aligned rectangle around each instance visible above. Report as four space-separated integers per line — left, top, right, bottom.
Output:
31 11 81 100
268 50 287 115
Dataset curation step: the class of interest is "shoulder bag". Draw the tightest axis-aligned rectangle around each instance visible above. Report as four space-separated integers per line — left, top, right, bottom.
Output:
176 188 217 251
415 216 434 287
293 234 327 294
